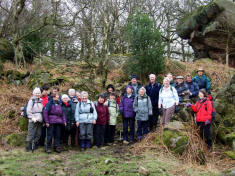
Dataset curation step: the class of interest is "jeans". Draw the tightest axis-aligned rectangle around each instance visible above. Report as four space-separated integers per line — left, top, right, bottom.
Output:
123 117 135 141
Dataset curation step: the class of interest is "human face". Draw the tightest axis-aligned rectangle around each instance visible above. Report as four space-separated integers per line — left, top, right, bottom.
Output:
177 78 183 84
186 76 192 83
76 92 80 99
35 92 41 98
108 87 113 93
98 97 104 103
126 87 132 94
167 74 173 81
198 71 203 76
198 91 204 99
109 95 116 101
82 95 88 102
131 78 137 85
139 89 145 96
149 75 155 84
163 80 170 87
62 97 69 103
53 89 59 95
69 92 75 98
42 90 49 96
53 94 60 101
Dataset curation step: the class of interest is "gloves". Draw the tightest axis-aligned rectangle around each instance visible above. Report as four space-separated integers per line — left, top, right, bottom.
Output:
205 119 210 125
185 103 192 108
32 117 37 123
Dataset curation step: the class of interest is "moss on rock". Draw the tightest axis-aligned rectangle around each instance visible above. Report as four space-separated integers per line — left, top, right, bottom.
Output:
18 118 28 131
5 133 25 147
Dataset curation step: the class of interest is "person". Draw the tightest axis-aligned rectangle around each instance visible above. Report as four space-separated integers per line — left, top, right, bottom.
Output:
75 91 97 150
94 94 110 148
76 91 81 102
49 86 61 101
61 94 76 148
104 84 120 105
38 84 50 147
175 76 189 102
167 73 175 87
26 87 44 152
104 93 119 145
158 78 179 126
186 89 213 151
185 74 199 101
133 87 152 141
119 85 135 144
122 75 142 97
192 68 211 93
145 74 161 131
43 93 66 153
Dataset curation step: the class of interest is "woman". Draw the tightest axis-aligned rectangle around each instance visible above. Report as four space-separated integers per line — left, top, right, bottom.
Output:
158 77 179 126
75 91 97 150
119 86 135 144
61 94 75 147
94 94 110 148
133 87 152 141
26 87 44 152
104 84 120 105
186 89 213 151
43 93 66 153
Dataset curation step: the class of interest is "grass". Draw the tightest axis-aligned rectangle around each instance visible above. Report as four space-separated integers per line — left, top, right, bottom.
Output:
0 144 225 176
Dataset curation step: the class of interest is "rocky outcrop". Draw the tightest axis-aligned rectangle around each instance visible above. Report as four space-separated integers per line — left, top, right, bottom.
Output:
176 0 235 67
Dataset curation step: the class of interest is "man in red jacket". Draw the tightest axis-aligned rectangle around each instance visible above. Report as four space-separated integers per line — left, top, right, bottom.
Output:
186 89 213 151
94 94 110 148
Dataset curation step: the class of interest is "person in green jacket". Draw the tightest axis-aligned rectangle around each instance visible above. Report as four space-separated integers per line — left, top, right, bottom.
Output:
192 68 211 93
104 93 119 145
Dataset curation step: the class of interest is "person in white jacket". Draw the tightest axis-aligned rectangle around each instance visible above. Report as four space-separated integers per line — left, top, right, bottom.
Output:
26 87 43 152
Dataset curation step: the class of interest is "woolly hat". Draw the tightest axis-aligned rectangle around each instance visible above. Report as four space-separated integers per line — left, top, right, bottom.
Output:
98 94 105 99
33 87 41 95
106 84 115 91
131 75 137 80
61 94 70 100
126 85 134 90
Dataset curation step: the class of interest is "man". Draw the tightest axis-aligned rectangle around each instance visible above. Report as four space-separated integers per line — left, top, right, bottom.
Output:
145 74 161 131
167 73 175 87
122 75 142 97
185 74 199 101
193 68 211 93
175 76 189 103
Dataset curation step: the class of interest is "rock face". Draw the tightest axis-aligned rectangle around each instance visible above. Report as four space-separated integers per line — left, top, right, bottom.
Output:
214 74 235 149
176 0 235 67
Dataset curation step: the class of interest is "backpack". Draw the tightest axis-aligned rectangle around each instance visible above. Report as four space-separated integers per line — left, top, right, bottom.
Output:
22 99 36 118
79 101 94 113
204 99 216 121
160 86 174 94
107 100 118 113
136 96 149 114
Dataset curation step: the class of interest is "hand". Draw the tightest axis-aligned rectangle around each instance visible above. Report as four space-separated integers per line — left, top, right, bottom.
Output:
46 123 50 127
93 120 96 124
189 92 192 96
205 120 210 125
185 103 192 108
158 104 161 109
64 123 67 126
175 102 179 106
182 93 185 96
76 122 80 127
32 117 37 123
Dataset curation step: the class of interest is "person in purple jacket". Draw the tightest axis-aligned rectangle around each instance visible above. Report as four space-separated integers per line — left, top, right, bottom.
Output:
43 93 66 153
119 85 135 144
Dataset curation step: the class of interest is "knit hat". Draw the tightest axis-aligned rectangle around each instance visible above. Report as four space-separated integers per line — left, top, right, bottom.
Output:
131 75 137 80
98 94 105 99
33 87 41 95
61 94 70 100
126 85 134 90
106 84 115 91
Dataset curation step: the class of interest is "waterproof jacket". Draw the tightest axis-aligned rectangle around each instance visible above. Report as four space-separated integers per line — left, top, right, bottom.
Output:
191 98 213 122
158 86 179 109
95 102 110 125
122 82 142 97
192 75 211 92
27 97 43 123
75 100 97 123
41 95 49 107
119 94 135 118
69 96 79 117
61 102 75 129
186 81 199 98
145 82 161 107
104 99 119 125
175 82 189 102
43 100 66 124
133 94 152 121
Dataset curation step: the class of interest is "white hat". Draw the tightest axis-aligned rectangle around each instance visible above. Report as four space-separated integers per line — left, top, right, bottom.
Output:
33 87 41 95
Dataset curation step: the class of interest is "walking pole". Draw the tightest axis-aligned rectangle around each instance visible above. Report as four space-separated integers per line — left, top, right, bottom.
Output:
45 126 48 152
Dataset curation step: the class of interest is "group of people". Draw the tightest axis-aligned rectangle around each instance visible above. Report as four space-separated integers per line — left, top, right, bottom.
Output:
24 67 214 153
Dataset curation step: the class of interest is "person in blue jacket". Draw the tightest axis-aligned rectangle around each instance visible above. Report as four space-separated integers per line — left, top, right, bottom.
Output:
145 74 161 131
193 68 211 93
185 74 199 100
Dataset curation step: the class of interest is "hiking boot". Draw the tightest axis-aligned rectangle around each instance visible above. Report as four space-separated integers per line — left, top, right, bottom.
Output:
46 149 51 154
123 140 129 145
208 147 213 153
55 147 61 153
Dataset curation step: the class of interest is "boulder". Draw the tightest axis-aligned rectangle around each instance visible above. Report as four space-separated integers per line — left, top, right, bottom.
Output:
176 0 235 67
164 121 185 131
5 70 30 85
